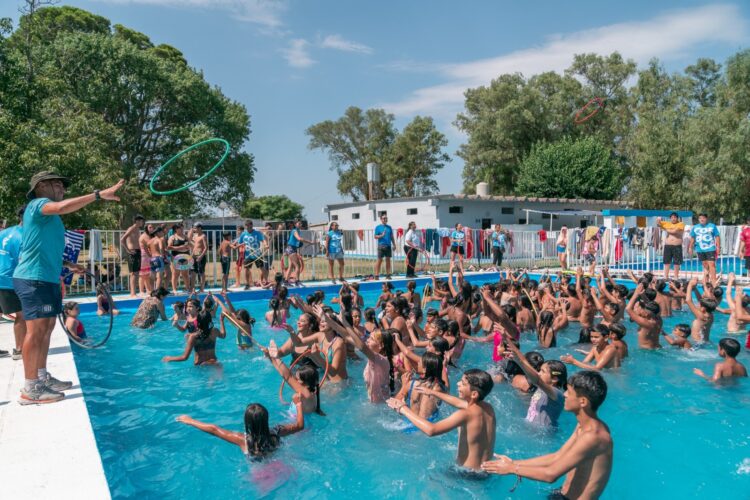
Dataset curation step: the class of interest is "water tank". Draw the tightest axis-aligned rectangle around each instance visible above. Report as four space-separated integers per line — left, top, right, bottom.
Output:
476 182 489 197
367 163 380 183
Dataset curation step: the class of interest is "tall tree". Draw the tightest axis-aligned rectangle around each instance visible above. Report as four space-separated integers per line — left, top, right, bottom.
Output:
240 195 305 222
515 136 624 199
0 5 255 227
306 107 449 200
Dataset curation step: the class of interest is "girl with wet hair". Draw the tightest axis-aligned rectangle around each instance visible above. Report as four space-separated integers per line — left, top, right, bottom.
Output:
163 310 226 365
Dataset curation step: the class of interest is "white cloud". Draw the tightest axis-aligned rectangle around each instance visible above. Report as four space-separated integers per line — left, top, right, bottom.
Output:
282 39 315 68
92 0 287 29
319 34 373 54
382 4 748 118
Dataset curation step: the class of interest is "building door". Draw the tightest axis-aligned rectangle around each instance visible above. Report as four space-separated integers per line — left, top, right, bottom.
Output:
481 218 492 229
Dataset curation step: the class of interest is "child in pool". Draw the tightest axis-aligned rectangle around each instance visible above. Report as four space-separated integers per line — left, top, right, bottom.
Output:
260 339 325 416
96 289 119 316
64 302 87 342
387 369 496 472
662 324 692 350
693 338 748 382
217 293 256 350
606 322 629 360
560 324 620 371
169 301 186 322
176 394 303 458
481 371 613 500
393 352 446 420
685 277 716 343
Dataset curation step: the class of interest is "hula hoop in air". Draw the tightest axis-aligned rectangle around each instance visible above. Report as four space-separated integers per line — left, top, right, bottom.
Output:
574 97 605 124
58 271 114 349
278 348 330 404
149 138 231 195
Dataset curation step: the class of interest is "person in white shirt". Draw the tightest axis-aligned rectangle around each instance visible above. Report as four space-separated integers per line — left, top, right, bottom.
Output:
404 221 422 278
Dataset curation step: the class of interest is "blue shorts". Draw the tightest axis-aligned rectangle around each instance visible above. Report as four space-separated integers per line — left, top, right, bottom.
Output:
13 278 62 320
150 256 165 273
557 245 566 254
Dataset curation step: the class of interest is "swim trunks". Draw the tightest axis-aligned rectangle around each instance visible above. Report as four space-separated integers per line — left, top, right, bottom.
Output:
377 246 392 259
696 251 716 262
192 255 207 275
150 256 165 273
128 249 142 274
220 256 231 275
663 244 683 265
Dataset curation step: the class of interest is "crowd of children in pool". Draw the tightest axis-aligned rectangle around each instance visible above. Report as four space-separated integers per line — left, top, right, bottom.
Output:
75 264 750 498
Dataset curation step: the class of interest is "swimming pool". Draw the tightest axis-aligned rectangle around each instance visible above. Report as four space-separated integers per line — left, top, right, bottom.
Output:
72 275 750 499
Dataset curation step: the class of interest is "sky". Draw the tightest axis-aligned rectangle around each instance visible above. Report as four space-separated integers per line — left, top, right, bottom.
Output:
2 1 748 222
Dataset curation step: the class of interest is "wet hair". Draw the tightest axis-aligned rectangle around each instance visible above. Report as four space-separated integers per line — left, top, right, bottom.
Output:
501 304 517 323
202 294 215 311
642 300 661 317
173 301 185 311
643 272 654 283
655 280 668 293
426 307 439 318
407 280 416 292
605 302 620 316
63 301 79 314
566 284 577 297
719 338 741 358
313 290 325 303
383 282 394 291
269 298 282 326
539 310 555 329
578 327 593 344
711 288 723 300
568 371 608 411
278 286 288 301
421 352 443 385
196 310 213 341
545 360 568 390
615 285 629 298
235 308 254 326
151 287 170 299
301 312 319 332
430 336 450 356
608 322 626 340
593 323 610 337
642 289 657 302
446 320 460 337
274 272 283 285
243 403 280 458
674 324 690 338
187 298 201 310
306 294 317 306
381 329 397 395
699 298 717 313
296 364 324 415
363 307 377 323
463 369 494 401
434 318 449 334
339 293 353 313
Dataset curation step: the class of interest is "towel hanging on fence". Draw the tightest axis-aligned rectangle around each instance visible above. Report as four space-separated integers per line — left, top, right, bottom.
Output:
89 229 103 262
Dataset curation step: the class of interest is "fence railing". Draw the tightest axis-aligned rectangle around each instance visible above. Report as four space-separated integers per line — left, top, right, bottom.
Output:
63 224 749 296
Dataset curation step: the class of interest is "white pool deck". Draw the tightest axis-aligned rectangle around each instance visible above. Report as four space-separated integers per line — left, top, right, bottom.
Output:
0 267 746 499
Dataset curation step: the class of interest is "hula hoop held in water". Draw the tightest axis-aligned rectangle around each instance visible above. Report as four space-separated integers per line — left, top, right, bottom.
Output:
574 97 605 124
278 348 330 404
58 271 114 349
149 138 231 195
173 254 194 271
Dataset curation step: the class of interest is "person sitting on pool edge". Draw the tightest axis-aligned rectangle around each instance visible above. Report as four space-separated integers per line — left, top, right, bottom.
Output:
693 338 747 382
176 394 304 458
386 369 496 473
481 371 613 499
162 309 226 365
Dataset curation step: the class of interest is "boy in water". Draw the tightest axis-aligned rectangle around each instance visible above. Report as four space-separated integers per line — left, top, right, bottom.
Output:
560 324 620 370
387 369 496 472
685 277 716 343
662 324 692 350
481 371 612 499
694 338 747 382
625 284 662 349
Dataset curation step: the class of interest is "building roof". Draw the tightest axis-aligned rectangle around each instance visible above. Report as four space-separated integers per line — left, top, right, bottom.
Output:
325 194 630 211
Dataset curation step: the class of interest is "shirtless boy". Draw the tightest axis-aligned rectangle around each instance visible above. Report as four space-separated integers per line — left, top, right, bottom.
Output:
685 277 716 343
387 369 495 472
148 226 165 291
189 222 208 293
481 371 612 499
625 284 662 349
693 338 747 382
560 324 620 370
120 214 145 297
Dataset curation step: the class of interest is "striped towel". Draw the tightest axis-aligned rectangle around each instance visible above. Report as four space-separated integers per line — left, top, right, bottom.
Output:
61 230 85 285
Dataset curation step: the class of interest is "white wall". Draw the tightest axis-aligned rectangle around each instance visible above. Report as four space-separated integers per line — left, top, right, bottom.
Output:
328 199 438 231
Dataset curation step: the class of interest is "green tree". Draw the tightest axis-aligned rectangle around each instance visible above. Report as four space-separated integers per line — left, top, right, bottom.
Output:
0 5 255 228
306 107 449 200
516 136 624 199
240 195 304 221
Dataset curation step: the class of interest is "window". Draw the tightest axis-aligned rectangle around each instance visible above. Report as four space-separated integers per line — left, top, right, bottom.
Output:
448 206 463 214
541 213 558 220
378 211 388 217
352 213 360 220
518 218 527 224
331 215 339 221
501 207 514 215
481 218 492 229
406 208 418 215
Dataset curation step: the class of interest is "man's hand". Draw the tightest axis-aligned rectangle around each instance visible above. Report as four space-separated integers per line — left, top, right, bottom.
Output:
99 179 125 202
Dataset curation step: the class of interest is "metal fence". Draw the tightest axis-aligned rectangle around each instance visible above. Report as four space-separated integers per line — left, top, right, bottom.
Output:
63 224 749 296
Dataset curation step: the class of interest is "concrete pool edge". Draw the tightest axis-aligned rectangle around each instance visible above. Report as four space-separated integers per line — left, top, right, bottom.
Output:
0 321 111 499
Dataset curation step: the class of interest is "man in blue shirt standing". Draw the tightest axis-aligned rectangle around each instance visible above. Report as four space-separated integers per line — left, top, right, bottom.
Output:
232 220 268 289
688 213 721 285
0 206 25 359
14 171 124 405
374 214 396 280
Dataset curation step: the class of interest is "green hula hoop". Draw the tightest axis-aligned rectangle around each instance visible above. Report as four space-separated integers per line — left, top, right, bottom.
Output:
149 138 231 196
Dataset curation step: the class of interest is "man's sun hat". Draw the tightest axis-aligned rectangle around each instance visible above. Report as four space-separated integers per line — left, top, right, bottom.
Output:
27 171 70 200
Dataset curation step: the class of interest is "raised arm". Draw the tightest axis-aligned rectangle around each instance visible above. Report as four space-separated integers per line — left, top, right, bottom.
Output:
505 342 559 400
176 416 245 448
625 285 652 328
42 180 124 216
685 278 702 317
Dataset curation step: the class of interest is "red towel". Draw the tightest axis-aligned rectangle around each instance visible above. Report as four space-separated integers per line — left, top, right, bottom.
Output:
538 229 547 242
466 238 474 259
396 228 404 239
441 236 451 256
357 230 364 241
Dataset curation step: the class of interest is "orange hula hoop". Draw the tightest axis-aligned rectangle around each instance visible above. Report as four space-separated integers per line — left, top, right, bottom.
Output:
574 97 605 124
278 346 331 404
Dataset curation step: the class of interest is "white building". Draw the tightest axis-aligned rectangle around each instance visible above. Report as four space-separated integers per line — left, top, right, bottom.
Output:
323 193 629 232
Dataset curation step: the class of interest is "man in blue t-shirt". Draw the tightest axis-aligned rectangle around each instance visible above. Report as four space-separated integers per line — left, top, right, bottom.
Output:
232 220 268 288
14 171 124 405
374 214 396 280
490 224 506 268
0 206 25 359
688 213 721 284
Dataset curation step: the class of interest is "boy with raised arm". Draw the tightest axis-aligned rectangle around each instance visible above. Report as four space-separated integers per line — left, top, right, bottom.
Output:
693 338 747 382
625 283 662 349
386 369 496 473
481 371 613 499
685 277 716 343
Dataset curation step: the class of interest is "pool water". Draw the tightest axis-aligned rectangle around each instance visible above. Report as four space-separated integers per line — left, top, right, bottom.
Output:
73 276 750 499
